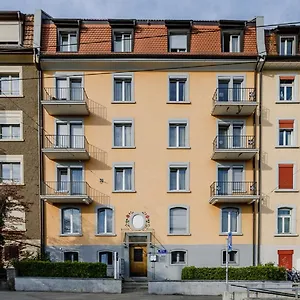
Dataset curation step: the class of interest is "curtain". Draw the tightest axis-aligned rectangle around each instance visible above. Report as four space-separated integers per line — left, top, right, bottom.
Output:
170 208 187 234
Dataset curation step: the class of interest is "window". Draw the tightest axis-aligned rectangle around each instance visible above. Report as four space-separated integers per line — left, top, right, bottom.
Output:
278 164 294 190
64 251 78 262
169 32 188 52
170 250 187 265
169 207 188 234
113 121 133 147
280 37 295 55
58 31 78 52
278 208 292 234
114 164 134 192
113 32 132 52
222 250 238 265
169 77 187 102
97 208 113 234
279 120 294 146
221 207 240 233
169 164 189 191
113 76 133 102
0 74 19 96
55 77 83 101
61 208 81 235
279 76 294 101
0 111 22 140
169 121 188 148
99 251 113 265
222 33 241 53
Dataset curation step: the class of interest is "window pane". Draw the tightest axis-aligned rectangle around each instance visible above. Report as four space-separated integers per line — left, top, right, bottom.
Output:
169 125 177 147
124 80 131 101
178 168 186 190
115 169 123 190
178 125 186 147
114 81 122 101
178 81 185 101
106 209 113 233
98 209 105 233
169 81 176 101
124 168 132 190
114 125 122 147
170 169 177 190
124 124 132 146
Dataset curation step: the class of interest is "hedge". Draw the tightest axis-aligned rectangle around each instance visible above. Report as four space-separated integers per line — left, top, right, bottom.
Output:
13 260 107 278
182 265 286 281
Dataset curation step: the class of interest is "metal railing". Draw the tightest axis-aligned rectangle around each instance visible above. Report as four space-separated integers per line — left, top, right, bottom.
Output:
213 135 256 150
43 87 88 102
42 181 91 196
210 181 257 197
212 88 256 103
44 135 88 150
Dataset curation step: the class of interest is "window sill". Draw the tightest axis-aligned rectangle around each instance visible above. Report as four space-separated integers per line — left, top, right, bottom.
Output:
111 101 136 104
95 233 117 237
274 189 299 193
167 233 191 236
167 190 191 193
275 146 299 149
219 233 243 236
112 190 136 193
112 146 136 149
167 147 191 149
167 101 191 104
60 234 83 237
274 234 299 237
275 101 300 104
0 95 24 98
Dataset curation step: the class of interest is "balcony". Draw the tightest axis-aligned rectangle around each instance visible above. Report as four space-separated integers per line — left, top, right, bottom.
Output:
42 88 89 116
212 135 258 160
42 135 90 160
209 181 258 204
41 181 92 204
212 88 257 116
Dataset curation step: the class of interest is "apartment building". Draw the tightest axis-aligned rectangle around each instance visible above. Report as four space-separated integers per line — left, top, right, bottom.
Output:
0 11 40 262
260 25 300 269
35 11 262 279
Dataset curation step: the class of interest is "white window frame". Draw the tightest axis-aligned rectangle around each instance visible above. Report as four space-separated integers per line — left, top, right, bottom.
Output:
0 155 23 185
168 119 189 148
168 74 189 103
221 249 239 265
113 163 135 192
168 205 190 235
96 206 114 235
170 250 187 265
220 207 242 235
60 207 82 235
0 111 23 141
112 74 134 103
280 36 296 56
168 31 188 52
112 119 134 148
113 31 132 52
276 162 296 192
168 162 190 192
58 30 78 52
0 67 22 97
275 205 297 236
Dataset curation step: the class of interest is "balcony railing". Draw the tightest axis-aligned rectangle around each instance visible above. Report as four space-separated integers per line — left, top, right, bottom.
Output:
42 181 90 196
44 135 88 150
210 181 257 197
44 87 88 102
213 135 256 150
213 88 256 103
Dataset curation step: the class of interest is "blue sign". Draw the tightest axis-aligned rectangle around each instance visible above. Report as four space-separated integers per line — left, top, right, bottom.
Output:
228 232 232 252
158 249 167 254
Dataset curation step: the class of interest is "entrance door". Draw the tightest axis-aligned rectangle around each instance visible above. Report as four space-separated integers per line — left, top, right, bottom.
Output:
129 245 147 277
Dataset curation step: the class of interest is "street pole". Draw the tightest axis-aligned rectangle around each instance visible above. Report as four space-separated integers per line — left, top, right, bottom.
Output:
226 236 229 291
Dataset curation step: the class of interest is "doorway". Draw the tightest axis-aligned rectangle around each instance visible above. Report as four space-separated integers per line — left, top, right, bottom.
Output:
129 244 147 277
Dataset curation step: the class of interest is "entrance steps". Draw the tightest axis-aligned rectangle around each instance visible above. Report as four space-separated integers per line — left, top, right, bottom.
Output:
123 278 148 293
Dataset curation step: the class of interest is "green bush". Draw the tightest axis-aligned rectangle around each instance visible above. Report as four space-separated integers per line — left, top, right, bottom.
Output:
13 260 107 278
182 265 286 281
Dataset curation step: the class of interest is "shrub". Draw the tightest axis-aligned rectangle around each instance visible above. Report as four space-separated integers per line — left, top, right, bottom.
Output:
182 265 286 281
13 260 107 278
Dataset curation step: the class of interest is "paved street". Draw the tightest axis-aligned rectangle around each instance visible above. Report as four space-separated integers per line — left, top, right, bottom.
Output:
0 291 221 300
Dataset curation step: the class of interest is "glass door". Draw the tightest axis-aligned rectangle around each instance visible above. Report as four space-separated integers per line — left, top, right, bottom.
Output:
70 168 83 195
218 168 229 195
70 123 83 148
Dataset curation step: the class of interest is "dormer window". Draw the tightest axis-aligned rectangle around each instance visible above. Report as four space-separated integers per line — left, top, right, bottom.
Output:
58 30 78 52
113 31 132 52
280 36 295 55
222 32 240 53
169 32 188 52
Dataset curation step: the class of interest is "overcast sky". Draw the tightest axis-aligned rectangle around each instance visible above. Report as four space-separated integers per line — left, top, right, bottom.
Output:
2 0 300 24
